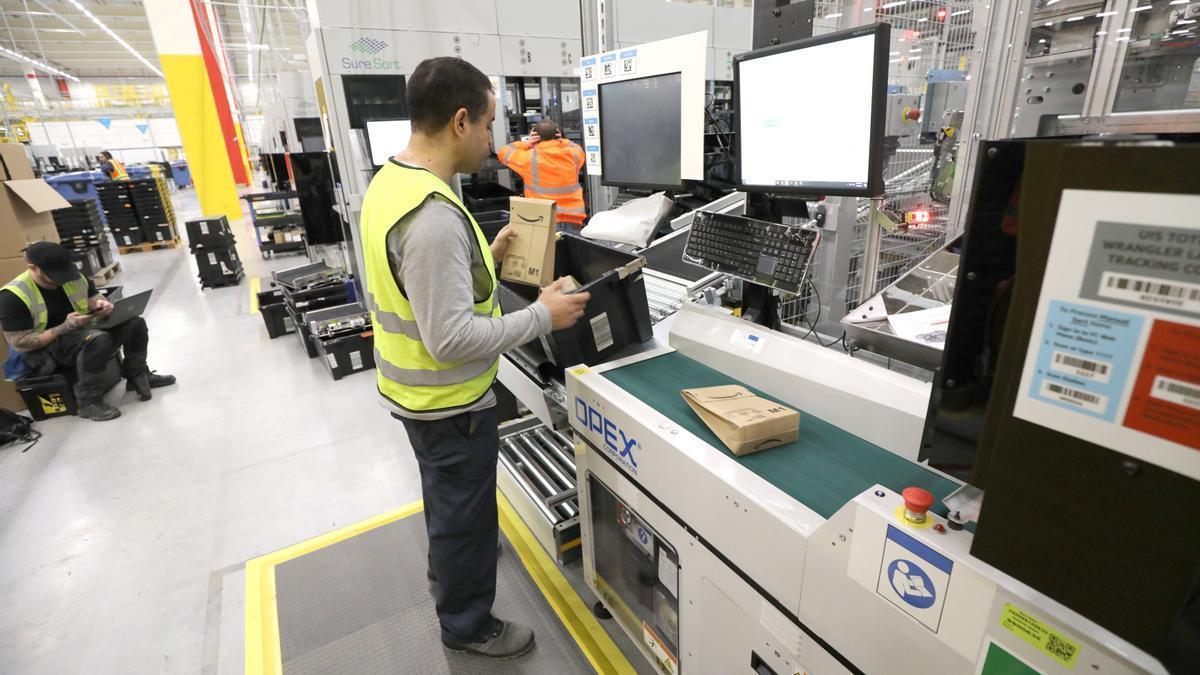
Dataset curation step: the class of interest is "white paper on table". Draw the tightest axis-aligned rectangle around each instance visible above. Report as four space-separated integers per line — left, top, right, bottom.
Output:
886 304 952 348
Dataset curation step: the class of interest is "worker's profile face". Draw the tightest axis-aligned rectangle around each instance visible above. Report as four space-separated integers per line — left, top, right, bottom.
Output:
463 93 496 173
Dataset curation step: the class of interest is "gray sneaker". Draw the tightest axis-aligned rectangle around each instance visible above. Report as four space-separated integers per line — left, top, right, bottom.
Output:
442 618 535 659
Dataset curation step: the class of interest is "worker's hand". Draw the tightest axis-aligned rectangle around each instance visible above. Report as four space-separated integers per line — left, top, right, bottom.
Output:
61 312 94 332
91 295 115 317
490 224 517 261
538 277 590 330
528 130 540 144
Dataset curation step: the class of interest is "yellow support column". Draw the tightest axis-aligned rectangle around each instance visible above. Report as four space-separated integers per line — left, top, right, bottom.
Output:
143 0 241 220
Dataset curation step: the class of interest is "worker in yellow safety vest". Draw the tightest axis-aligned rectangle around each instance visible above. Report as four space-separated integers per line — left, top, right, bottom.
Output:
0 242 175 421
97 151 128 180
497 119 588 229
358 56 589 660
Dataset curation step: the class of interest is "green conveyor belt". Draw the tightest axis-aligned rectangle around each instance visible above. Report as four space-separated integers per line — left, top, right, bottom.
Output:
601 351 959 519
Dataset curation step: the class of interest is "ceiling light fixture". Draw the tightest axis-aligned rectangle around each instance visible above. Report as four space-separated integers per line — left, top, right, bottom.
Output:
62 0 163 77
0 44 78 81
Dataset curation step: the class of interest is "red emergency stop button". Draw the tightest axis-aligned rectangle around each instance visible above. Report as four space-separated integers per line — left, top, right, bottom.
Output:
905 108 921 121
902 487 934 524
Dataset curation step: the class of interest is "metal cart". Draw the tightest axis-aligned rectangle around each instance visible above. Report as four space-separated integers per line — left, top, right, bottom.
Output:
242 191 307 259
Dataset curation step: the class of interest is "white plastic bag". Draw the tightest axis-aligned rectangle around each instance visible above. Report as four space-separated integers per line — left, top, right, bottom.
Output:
580 192 673 247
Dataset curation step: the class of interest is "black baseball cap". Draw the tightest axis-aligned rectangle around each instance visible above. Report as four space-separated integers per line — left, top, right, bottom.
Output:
24 242 79 285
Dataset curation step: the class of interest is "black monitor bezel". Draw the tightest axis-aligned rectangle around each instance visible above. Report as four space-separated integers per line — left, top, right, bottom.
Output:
733 23 890 198
597 71 687 192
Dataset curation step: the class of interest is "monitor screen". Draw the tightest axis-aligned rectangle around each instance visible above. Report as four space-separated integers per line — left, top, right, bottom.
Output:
735 24 889 197
599 72 683 190
365 119 412 167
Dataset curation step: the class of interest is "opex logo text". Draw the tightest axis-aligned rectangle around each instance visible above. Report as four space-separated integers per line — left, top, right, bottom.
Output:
575 397 639 474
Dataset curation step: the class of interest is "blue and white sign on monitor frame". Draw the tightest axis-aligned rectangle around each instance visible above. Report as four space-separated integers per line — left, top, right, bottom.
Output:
876 525 954 631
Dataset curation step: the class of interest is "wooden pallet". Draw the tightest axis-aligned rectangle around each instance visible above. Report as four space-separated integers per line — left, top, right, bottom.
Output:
90 261 121 286
118 237 181 254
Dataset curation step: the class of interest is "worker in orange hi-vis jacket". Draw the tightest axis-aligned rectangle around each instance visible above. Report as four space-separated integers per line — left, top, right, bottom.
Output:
497 119 587 229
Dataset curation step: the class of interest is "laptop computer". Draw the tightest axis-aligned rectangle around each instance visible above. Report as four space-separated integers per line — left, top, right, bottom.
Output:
89 289 152 330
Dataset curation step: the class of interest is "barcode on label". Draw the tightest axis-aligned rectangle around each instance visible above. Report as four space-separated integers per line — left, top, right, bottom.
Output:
1046 633 1078 664
1151 375 1200 411
1041 380 1106 413
283 316 295 332
1051 351 1111 383
208 253 216 265
591 312 614 352
350 350 363 369
200 223 209 235
325 353 338 369
1099 271 1200 314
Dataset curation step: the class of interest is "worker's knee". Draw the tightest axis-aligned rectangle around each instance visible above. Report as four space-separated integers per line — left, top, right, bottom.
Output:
79 331 115 370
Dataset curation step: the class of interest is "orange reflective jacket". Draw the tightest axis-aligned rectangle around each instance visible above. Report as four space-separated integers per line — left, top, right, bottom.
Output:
497 139 587 226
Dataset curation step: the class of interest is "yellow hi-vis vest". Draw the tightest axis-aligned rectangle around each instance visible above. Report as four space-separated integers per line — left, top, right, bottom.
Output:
1 270 90 332
360 161 502 414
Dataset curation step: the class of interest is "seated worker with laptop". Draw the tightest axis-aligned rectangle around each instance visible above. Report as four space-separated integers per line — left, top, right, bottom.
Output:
0 242 175 421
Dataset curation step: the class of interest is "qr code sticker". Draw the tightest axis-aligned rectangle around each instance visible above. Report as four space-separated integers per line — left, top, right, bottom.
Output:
1046 633 1077 663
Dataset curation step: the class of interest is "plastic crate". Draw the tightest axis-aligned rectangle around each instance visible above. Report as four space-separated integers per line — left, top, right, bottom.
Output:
462 181 517 213
315 331 375 380
499 233 651 369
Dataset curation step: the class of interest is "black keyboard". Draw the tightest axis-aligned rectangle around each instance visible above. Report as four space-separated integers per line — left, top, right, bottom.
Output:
610 191 649 210
684 211 820 293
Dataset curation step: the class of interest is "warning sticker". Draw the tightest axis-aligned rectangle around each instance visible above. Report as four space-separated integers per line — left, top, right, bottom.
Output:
1123 320 1200 450
642 622 678 675
1013 190 1200 481
999 604 1079 669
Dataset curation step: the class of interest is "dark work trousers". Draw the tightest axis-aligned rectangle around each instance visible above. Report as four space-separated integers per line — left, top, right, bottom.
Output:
397 405 501 643
24 317 149 400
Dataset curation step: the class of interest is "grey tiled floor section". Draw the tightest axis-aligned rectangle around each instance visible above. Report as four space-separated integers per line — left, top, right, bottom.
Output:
274 516 591 674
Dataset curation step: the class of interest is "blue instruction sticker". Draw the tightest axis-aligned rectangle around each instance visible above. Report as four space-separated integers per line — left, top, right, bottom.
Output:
619 49 638 59
1028 301 1144 421
877 525 953 632
600 53 618 63
581 57 596 66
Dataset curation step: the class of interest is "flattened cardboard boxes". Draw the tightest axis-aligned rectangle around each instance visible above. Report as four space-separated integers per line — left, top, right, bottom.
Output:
185 216 244 288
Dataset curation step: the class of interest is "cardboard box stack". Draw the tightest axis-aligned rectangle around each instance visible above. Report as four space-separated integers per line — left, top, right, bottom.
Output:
52 200 115 279
0 144 71 411
185 216 243 288
96 176 178 247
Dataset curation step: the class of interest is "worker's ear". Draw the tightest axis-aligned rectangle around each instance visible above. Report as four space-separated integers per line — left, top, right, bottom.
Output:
452 108 470 138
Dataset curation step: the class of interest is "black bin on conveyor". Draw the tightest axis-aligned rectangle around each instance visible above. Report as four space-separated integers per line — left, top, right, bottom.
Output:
461 181 517 213
500 233 650 371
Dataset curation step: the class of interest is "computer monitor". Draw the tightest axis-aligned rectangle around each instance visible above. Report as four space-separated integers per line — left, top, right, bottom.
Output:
734 23 889 197
598 72 684 191
365 119 412 167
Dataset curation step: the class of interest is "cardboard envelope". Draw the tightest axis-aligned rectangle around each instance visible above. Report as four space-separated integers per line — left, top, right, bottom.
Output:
681 385 800 456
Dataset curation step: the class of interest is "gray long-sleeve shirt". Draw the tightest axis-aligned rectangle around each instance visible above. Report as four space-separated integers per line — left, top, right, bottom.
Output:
383 193 551 420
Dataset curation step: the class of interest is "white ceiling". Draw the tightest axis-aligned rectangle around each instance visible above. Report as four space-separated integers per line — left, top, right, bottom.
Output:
0 0 309 82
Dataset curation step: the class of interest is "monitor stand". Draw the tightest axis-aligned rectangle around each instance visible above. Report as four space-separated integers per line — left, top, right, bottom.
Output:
736 193 810 329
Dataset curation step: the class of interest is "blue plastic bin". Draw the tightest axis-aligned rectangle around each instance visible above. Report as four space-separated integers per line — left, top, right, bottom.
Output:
127 165 152 179
170 161 191 189
44 171 107 224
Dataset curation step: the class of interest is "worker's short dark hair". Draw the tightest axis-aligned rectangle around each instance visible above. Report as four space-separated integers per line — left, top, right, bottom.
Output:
534 119 559 141
406 57 493 135
100 151 112 159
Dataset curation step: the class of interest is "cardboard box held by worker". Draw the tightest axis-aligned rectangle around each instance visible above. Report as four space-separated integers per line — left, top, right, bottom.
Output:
500 197 556 287
681 385 800 456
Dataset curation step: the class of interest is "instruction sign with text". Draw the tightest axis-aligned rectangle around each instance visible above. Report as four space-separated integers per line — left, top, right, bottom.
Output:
1013 190 1200 481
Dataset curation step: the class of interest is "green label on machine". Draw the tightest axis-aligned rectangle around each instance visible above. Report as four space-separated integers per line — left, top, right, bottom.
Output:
1000 604 1079 669
980 640 1042 675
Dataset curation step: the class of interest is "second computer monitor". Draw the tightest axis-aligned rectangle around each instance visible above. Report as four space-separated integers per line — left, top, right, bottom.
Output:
365 119 412 167
735 24 890 197
598 72 683 191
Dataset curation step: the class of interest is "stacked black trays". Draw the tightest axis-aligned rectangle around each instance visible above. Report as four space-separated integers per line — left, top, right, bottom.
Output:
185 216 244 288
51 200 113 278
